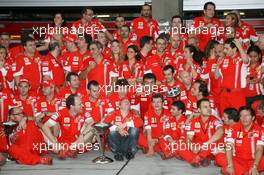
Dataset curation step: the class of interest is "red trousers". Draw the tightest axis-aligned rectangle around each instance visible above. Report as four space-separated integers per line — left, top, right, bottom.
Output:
220 157 264 175
0 135 8 152
219 89 246 116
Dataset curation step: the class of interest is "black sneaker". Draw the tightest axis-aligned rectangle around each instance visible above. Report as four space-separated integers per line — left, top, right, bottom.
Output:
114 153 124 161
200 158 211 167
125 152 135 160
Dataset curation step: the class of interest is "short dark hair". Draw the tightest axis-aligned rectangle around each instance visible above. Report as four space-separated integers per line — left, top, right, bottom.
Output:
194 79 209 97
163 65 175 74
140 36 152 48
115 79 129 86
66 94 78 109
90 41 103 50
0 45 7 54
247 45 262 63
197 98 210 109
66 72 79 82
225 38 237 50
224 108 239 122
78 33 92 46
143 73 156 83
22 37 35 47
171 100 186 113
204 1 216 10
48 41 60 51
142 3 151 10
239 106 255 118
171 15 183 24
82 7 93 15
151 93 164 102
121 24 130 32
87 80 99 90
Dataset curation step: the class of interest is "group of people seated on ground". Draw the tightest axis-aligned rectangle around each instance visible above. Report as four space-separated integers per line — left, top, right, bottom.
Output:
0 1 263 175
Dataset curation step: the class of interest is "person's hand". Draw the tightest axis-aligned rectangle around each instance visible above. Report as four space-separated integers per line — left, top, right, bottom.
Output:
89 61 97 70
233 38 242 48
118 128 129 136
226 165 234 175
18 118 27 130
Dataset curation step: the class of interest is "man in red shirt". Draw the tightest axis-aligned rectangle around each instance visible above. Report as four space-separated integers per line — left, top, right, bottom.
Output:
142 93 170 157
41 41 65 91
72 7 113 41
35 80 60 136
225 106 264 175
192 1 222 51
117 25 135 55
58 72 87 107
131 4 159 43
188 79 219 119
139 36 153 64
13 37 41 93
61 34 84 74
105 98 143 161
42 94 96 158
13 79 37 117
215 38 249 115
112 16 126 39
179 98 224 167
214 108 239 171
159 100 187 159
8 106 52 165
145 37 173 83
96 31 112 59
82 41 116 87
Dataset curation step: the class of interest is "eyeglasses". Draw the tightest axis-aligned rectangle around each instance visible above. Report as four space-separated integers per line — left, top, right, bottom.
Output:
12 112 24 116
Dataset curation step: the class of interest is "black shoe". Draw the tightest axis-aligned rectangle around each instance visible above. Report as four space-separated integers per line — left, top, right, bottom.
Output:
114 153 124 161
200 158 210 167
125 152 134 160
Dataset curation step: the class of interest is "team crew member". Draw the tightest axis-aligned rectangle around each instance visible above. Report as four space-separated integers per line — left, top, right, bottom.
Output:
72 7 113 41
34 80 60 136
8 107 53 165
13 37 42 92
179 99 224 167
112 16 126 39
130 4 159 43
117 25 135 55
13 79 37 117
225 106 264 175
159 100 187 159
42 94 96 159
215 38 249 115
82 41 117 87
192 1 222 51
105 98 143 161
214 108 239 170
41 41 65 91
141 93 170 157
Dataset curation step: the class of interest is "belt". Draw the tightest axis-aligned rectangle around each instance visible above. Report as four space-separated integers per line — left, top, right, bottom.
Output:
224 88 242 93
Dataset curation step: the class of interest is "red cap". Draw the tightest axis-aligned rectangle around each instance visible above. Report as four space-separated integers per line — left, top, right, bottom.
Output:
41 80 55 87
63 34 77 43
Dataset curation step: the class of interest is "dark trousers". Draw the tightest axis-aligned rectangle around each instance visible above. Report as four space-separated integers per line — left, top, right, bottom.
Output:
108 127 139 155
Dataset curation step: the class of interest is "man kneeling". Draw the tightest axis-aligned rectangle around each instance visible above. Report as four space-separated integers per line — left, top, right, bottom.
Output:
105 98 143 161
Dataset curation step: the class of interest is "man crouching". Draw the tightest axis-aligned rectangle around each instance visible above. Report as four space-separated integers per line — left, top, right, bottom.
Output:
105 98 143 161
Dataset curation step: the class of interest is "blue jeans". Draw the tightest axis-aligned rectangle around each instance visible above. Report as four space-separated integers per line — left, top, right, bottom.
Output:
108 127 139 155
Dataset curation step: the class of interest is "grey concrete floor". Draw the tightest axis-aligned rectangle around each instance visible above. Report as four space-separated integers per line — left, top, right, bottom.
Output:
0 150 223 175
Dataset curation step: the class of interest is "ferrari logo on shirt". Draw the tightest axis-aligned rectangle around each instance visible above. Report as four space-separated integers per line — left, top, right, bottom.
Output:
116 116 122 122
73 56 79 61
195 122 201 128
85 102 91 107
41 102 47 107
152 117 157 124
138 22 143 29
237 132 243 139
64 117 70 123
